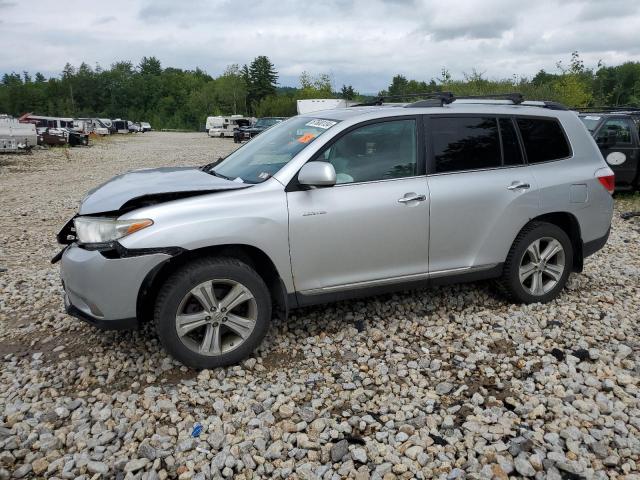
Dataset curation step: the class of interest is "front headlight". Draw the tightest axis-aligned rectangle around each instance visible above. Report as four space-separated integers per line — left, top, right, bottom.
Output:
74 217 153 244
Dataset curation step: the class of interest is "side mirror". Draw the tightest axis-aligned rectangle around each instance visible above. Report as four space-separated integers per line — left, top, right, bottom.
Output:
298 162 336 187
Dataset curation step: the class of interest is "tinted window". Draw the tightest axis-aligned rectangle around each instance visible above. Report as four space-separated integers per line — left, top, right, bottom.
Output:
517 118 571 163
432 117 500 173
320 119 417 184
499 118 523 166
597 118 632 144
579 115 602 132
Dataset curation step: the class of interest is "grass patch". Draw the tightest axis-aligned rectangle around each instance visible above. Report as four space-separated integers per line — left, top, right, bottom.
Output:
615 192 640 212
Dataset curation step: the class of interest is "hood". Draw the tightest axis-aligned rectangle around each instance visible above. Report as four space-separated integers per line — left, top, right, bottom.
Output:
79 166 248 214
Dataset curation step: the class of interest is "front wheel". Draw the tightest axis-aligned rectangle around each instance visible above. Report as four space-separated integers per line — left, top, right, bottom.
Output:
498 222 573 304
154 257 272 368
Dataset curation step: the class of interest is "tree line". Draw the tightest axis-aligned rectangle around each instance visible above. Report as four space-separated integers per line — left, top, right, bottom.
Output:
1 52 639 131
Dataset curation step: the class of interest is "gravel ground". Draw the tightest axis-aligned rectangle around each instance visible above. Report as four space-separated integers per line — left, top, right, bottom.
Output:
0 132 639 480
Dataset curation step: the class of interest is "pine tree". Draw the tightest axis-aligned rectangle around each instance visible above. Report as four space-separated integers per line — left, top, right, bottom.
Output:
247 56 278 109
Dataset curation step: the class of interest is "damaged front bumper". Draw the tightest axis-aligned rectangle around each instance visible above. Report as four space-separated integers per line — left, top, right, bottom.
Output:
59 243 172 329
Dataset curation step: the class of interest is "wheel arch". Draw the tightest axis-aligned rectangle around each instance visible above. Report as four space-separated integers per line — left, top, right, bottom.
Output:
137 244 289 324
521 211 583 272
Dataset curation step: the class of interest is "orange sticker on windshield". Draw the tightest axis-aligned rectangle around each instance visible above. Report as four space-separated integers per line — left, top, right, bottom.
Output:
297 133 316 144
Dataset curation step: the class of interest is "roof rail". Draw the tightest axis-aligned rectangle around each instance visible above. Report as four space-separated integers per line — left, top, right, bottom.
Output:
538 101 569 111
350 92 455 107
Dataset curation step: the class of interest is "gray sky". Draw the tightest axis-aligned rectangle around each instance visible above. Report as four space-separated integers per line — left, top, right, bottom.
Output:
1 0 639 93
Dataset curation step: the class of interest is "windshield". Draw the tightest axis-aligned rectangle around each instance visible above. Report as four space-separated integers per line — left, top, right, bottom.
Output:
211 116 339 183
255 118 282 128
579 115 602 132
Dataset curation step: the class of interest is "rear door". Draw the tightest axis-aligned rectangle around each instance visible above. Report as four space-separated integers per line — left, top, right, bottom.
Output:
426 116 540 274
595 117 640 188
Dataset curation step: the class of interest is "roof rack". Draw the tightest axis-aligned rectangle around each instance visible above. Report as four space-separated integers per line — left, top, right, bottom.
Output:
350 92 454 107
351 92 569 110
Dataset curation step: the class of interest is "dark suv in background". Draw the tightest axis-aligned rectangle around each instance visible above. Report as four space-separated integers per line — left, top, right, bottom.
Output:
579 108 640 191
234 117 285 143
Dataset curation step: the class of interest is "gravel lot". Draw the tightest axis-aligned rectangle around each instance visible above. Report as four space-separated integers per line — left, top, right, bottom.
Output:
1 132 639 480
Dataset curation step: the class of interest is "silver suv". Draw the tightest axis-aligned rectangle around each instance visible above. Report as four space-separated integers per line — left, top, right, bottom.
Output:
56 93 615 368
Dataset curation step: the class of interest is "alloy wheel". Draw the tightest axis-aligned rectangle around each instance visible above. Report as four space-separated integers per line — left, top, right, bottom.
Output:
518 237 566 296
175 279 257 356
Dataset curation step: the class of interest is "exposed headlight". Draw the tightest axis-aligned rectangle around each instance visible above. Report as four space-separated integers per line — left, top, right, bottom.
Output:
74 217 153 244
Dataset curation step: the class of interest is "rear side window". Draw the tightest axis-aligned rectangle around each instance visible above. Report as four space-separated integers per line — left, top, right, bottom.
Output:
499 118 523 166
432 117 501 173
516 118 571 163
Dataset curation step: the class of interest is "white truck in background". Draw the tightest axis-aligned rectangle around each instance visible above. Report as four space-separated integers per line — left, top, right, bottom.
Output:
296 99 357 115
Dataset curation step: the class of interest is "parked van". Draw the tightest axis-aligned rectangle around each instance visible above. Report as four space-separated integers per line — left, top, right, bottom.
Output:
0 115 38 152
206 115 253 138
74 119 110 136
112 119 129 134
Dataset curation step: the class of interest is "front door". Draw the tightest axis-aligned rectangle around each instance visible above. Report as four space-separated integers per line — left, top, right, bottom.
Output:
287 118 429 296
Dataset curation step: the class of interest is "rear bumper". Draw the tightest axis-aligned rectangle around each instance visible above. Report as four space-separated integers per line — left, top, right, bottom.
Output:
583 228 610 258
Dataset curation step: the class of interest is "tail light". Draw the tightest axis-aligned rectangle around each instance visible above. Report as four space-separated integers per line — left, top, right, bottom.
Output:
597 174 615 194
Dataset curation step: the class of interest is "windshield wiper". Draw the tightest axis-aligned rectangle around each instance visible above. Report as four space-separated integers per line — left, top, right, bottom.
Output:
209 169 234 181
201 157 225 172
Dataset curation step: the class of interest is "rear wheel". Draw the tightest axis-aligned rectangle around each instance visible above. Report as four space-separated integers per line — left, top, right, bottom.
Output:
498 222 573 304
154 257 271 368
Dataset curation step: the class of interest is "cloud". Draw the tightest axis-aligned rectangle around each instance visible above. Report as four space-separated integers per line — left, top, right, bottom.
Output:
425 17 512 40
93 15 117 26
576 0 640 21
1 0 640 93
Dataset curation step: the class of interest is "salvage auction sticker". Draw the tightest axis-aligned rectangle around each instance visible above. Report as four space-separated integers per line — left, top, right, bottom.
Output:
606 151 626 166
306 119 337 129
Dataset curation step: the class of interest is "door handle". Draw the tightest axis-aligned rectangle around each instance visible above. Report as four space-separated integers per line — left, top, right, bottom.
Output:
507 181 530 191
398 194 426 204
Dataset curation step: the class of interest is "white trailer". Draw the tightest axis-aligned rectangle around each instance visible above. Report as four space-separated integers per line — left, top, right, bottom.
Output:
296 99 356 115
206 115 253 138
18 114 74 130
0 115 38 152
74 118 110 136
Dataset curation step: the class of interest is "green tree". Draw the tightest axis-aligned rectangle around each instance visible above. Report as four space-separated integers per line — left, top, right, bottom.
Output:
138 56 162 76
216 64 247 114
298 71 333 99
340 84 356 100
255 95 297 117
247 56 278 109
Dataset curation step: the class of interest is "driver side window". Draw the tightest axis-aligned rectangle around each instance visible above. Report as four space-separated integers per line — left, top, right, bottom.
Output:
319 119 417 184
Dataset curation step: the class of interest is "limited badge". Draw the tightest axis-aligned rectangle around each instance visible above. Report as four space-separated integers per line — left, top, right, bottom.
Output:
606 151 626 166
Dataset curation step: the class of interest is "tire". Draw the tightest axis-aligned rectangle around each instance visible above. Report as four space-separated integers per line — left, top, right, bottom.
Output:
498 221 573 304
154 257 272 368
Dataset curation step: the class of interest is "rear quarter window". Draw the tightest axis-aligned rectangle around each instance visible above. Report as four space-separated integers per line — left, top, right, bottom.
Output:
516 118 571 163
